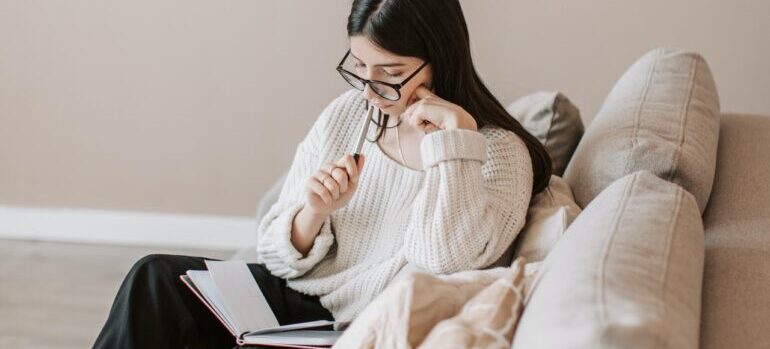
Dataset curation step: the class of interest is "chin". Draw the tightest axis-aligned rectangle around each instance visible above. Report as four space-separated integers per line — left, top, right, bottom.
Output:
381 104 403 115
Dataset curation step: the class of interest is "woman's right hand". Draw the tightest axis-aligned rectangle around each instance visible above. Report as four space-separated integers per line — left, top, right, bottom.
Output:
304 154 365 216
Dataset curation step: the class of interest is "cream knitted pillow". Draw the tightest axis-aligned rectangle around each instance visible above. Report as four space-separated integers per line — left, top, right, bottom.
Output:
513 175 582 263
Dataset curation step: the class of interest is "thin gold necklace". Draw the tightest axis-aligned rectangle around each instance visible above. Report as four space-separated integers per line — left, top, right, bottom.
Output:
395 120 408 168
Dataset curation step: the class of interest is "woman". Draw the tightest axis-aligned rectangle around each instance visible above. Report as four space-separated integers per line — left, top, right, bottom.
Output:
93 0 551 348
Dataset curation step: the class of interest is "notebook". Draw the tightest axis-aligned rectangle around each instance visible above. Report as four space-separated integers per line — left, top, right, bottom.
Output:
179 260 347 348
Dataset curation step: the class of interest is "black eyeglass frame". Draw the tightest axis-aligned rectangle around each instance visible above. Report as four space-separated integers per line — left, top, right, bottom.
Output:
336 49 429 101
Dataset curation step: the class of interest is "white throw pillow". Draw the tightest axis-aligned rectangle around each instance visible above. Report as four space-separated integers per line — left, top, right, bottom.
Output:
512 175 582 263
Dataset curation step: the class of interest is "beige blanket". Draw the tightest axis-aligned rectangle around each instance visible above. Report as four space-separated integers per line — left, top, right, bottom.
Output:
333 258 537 349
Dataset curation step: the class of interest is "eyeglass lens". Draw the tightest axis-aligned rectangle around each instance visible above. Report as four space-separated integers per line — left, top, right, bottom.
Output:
339 70 400 101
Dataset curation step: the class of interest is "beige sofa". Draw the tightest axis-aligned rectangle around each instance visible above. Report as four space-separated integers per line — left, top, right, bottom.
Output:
698 112 770 348
235 48 769 348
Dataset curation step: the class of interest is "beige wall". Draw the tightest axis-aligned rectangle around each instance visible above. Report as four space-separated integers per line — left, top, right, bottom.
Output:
1 0 768 217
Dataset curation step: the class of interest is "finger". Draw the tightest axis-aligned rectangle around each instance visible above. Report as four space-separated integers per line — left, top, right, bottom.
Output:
404 89 437 115
406 103 436 124
312 169 338 200
308 179 332 205
320 163 336 176
322 175 340 200
331 167 348 193
312 170 331 185
413 84 435 100
403 98 423 116
408 105 430 128
423 123 439 133
408 92 419 106
403 105 418 126
329 159 351 190
336 154 358 179
414 105 443 130
411 85 456 111
352 155 365 184
356 155 365 174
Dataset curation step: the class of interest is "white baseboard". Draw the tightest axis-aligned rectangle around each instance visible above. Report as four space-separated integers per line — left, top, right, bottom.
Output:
0 205 256 250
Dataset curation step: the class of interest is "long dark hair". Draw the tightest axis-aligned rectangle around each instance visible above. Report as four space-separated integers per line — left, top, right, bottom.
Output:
347 0 552 194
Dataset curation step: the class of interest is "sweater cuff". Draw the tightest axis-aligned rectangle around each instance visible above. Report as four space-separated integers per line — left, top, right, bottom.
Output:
260 202 335 276
420 128 488 169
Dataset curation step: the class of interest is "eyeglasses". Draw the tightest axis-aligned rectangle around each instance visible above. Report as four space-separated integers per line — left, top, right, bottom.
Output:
336 49 429 101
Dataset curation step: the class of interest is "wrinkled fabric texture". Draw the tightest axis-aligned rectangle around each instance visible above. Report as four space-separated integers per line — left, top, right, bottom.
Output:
417 258 528 349
333 259 537 349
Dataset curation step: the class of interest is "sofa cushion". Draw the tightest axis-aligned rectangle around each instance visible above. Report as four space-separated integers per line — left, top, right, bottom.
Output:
512 175 582 263
512 171 705 349
563 48 720 213
699 113 770 349
507 91 584 176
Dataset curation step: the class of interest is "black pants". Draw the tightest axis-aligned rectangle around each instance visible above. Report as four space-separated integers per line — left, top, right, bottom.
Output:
92 254 334 349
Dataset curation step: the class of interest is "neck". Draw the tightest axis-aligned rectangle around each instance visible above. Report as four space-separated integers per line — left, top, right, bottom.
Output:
383 109 399 127
379 113 401 128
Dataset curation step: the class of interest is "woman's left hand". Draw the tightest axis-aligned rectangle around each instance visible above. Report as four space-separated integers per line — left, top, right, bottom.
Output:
402 85 478 132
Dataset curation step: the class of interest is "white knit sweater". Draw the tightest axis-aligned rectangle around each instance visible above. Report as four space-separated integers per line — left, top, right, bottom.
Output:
255 89 533 323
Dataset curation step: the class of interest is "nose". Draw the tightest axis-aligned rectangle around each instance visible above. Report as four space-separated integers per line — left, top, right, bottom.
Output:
362 83 378 100
363 84 390 107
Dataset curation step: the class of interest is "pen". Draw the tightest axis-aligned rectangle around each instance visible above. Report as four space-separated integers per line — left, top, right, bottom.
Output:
352 105 374 164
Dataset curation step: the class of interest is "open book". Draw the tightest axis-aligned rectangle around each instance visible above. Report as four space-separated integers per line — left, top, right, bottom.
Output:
179 260 346 348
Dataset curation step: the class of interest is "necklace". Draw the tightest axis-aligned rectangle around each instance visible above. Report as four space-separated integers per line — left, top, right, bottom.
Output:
396 119 408 168
370 113 401 128
367 103 401 129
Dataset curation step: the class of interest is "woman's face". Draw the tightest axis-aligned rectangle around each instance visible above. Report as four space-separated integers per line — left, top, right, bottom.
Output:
348 36 432 118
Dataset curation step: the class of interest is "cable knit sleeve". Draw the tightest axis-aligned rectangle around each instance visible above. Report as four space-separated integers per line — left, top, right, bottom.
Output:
255 91 353 279
403 127 533 274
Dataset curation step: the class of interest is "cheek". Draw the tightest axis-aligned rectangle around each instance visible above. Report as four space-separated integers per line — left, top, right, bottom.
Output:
404 91 419 107
404 81 429 106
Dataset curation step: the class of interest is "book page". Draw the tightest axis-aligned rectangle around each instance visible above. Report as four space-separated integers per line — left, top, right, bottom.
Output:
245 319 336 336
205 260 280 334
242 330 343 347
183 272 238 335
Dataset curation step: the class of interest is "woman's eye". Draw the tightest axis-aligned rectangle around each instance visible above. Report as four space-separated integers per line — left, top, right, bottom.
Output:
353 63 400 78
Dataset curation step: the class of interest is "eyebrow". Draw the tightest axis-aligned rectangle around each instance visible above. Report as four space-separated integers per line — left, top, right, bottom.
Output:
350 52 406 67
